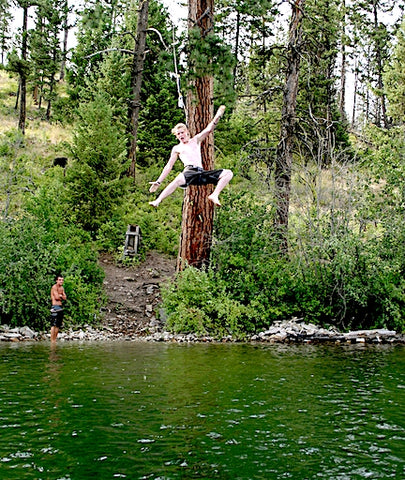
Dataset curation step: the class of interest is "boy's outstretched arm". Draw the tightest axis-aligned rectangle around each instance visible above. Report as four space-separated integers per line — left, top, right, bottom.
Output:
196 105 226 142
149 147 178 192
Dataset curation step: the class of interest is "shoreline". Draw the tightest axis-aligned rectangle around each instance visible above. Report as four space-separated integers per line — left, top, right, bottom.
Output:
1 319 404 345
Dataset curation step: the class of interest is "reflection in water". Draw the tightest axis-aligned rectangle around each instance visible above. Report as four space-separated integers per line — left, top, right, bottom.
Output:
45 344 63 425
46 344 62 383
0 342 404 479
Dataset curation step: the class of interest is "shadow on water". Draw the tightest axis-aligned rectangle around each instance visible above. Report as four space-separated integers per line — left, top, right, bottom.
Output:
0 341 404 479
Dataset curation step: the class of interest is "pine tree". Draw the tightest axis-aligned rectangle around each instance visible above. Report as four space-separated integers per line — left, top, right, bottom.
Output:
65 94 128 235
274 0 305 253
297 0 348 167
216 0 279 89
67 0 128 102
177 0 234 270
348 0 398 127
12 0 33 134
0 0 12 65
128 0 149 179
69 0 183 176
29 0 65 120
136 0 185 165
383 17 405 125
177 0 215 270
59 0 73 81
338 0 348 120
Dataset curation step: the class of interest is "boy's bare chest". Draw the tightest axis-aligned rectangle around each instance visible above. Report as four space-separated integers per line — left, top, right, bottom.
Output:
176 141 200 163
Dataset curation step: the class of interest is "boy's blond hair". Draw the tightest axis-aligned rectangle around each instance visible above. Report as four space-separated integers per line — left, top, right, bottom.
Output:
171 123 188 135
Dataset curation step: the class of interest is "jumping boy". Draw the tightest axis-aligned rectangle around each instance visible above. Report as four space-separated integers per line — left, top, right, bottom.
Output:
149 105 233 207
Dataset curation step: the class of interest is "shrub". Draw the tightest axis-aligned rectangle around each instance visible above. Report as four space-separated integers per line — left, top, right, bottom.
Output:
161 267 255 339
64 94 129 236
161 184 405 336
0 217 104 331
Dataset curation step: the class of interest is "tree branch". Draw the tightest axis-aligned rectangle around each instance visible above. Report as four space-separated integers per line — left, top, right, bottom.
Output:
85 48 135 59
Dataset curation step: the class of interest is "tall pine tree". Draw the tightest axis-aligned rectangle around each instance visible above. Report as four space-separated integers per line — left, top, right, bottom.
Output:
348 0 398 127
0 0 12 65
29 0 65 119
383 17 405 125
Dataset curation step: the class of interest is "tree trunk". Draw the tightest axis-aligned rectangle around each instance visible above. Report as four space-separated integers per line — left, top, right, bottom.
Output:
274 0 305 254
372 2 388 128
177 0 215 271
18 6 28 135
339 47 347 119
15 80 20 110
59 0 69 81
46 73 55 121
233 9 240 83
46 42 58 120
324 2 334 167
338 0 347 120
365 49 371 122
128 0 149 180
351 58 358 128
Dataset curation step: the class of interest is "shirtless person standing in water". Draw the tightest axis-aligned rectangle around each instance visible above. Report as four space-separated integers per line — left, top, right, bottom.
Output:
149 105 233 207
50 275 67 343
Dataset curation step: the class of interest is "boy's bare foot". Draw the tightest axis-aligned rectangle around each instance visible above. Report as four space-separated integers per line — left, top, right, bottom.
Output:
149 200 160 208
208 194 221 207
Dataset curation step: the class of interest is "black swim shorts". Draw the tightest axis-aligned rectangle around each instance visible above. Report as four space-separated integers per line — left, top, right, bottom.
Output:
50 305 64 328
181 166 223 188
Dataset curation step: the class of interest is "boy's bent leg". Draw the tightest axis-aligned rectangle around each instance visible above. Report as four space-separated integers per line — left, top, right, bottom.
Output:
208 169 233 206
149 173 186 207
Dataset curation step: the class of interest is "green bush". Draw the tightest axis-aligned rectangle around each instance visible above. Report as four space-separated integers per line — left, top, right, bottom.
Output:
161 267 255 339
96 218 128 253
160 184 405 336
0 217 104 331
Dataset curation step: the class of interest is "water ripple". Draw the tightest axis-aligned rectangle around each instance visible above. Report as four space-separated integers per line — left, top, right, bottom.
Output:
0 342 403 479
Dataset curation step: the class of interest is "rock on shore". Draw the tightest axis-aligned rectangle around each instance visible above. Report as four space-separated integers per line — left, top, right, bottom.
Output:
1 318 404 345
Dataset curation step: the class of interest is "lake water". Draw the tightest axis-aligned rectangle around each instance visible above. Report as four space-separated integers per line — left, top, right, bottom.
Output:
0 341 404 480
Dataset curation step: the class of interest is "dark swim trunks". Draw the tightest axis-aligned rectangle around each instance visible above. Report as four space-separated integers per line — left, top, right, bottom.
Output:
50 305 64 328
180 166 223 188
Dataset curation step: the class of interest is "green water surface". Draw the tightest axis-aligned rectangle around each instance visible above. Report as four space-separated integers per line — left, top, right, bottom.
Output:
0 342 404 479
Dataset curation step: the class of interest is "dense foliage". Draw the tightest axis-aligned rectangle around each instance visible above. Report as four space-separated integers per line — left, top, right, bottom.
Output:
0 0 404 335
0 155 105 330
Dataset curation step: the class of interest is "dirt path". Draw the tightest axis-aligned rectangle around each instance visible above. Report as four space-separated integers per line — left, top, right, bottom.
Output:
99 251 176 336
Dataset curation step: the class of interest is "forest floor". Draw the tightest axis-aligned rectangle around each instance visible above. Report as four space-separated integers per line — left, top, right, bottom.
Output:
98 251 177 336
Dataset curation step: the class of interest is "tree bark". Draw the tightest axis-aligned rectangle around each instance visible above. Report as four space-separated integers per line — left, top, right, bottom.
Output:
372 2 388 128
177 0 215 271
338 0 347 120
128 0 149 180
351 58 358 128
59 0 69 81
18 6 28 135
233 9 240 83
274 0 305 254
